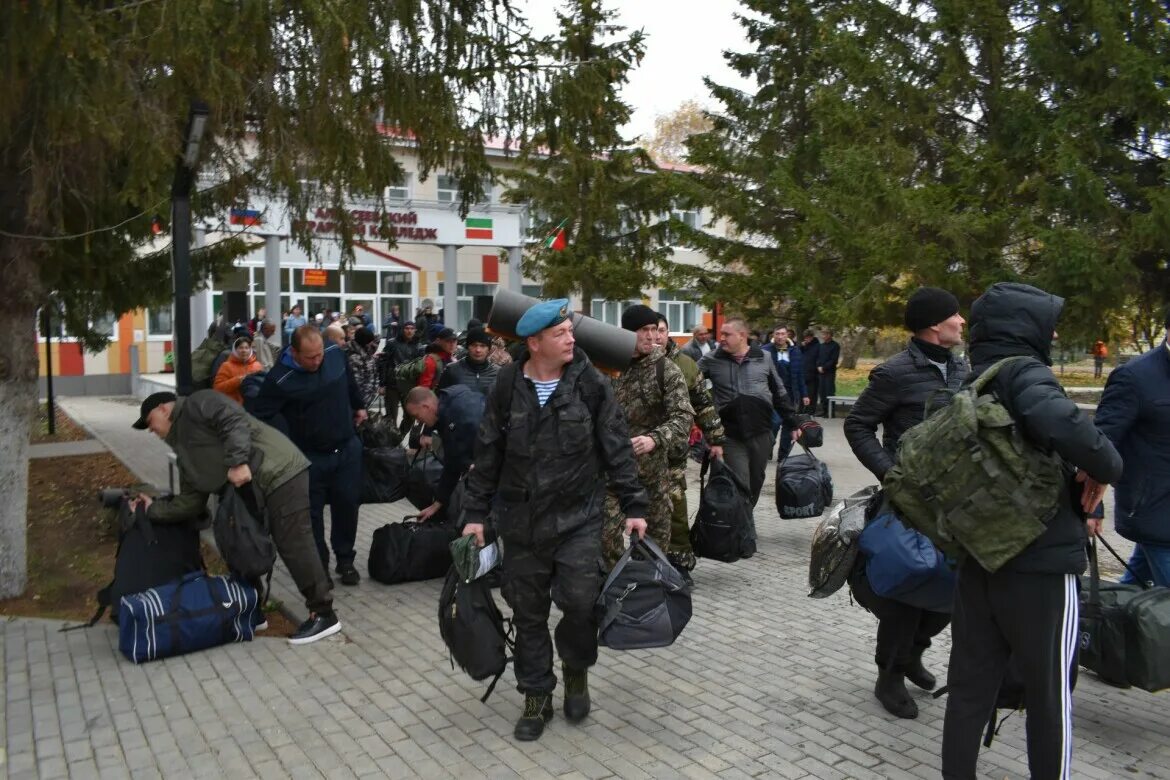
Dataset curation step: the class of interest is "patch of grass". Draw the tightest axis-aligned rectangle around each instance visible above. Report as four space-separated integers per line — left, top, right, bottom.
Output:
31 403 90 444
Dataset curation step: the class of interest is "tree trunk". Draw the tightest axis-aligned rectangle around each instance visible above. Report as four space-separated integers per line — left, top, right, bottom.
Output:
0 246 41 599
838 327 870 370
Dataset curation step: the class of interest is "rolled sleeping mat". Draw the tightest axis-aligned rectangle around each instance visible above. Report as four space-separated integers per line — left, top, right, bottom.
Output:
486 289 636 373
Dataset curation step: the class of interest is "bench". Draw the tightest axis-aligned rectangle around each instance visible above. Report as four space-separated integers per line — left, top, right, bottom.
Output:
826 396 858 419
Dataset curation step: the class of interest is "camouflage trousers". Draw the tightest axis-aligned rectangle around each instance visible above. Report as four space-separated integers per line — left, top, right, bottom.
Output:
602 478 673 570
665 463 696 569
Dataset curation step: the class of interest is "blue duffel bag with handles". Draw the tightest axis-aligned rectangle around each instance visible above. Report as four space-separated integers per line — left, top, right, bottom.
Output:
859 507 956 612
118 571 261 663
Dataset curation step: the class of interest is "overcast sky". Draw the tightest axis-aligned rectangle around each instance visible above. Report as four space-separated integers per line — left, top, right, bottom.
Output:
515 0 757 142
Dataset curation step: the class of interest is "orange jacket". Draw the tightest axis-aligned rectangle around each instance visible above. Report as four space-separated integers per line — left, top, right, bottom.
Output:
1092 341 1108 358
213 353 264 404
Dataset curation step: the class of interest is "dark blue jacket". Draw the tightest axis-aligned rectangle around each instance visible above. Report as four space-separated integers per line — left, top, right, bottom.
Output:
251 343 364 453
761 341 807 403
435 385 487 506
800 340 821 383
1094 342 1170 545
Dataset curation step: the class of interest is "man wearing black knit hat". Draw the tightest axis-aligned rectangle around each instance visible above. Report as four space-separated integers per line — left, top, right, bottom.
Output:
843 286 968 719
599 304 695 567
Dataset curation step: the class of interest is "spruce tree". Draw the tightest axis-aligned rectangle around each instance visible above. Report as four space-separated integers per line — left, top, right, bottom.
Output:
0 1 547 598
683 0 1170 337
502 0 675 310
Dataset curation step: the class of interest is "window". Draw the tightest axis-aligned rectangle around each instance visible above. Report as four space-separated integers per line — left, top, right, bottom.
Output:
438 282 498 330
35 308 118 341
521 284 544 299
437 174 492 204
590 299 639 327
148 307 173 337
658 291 703 335
386 173 411 201
666 206 701 246
343 270 377 294
381 271 412 295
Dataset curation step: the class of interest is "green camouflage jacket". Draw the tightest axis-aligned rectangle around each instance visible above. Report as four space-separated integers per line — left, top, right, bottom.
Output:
666 339 726 458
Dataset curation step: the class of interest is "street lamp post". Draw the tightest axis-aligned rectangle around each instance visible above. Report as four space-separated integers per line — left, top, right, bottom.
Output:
171 100 210 396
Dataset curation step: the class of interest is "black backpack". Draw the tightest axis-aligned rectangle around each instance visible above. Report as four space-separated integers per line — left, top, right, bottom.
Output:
438 567 513 701
70 500 204 628
691 456 753 562
776 443 833 519
215 481 278 584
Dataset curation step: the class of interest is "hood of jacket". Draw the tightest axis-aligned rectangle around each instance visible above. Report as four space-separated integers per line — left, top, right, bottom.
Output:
968 282 1064 367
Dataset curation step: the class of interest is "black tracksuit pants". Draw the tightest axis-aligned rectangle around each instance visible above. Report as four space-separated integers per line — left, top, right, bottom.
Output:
942 558 1080 780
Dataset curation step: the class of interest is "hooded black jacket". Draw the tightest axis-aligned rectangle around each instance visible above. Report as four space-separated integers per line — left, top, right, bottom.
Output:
845 338 969 481
967 283 1122 575
461 349 648 544
439 356 500 396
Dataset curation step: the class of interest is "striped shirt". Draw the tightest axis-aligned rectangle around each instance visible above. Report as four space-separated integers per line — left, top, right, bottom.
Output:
527 376 560 407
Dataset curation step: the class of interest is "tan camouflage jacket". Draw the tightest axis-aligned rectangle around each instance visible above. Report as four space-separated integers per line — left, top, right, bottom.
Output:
611 347 694 463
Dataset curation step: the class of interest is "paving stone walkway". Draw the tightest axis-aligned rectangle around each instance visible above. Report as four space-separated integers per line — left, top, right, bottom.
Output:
2 396 1164 780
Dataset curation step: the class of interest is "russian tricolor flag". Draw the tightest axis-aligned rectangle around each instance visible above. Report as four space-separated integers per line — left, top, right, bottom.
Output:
230 208 262 226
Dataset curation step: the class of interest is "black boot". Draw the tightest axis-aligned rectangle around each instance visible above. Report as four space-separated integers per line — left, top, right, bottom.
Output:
562 666 591 723
875 664 918 719
903 652 937 691
514 694 553 741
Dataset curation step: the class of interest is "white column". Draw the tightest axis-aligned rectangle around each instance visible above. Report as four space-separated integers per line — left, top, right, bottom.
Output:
264 234 282 325
508 245 523 293
190 226 212 340
442 244 459 327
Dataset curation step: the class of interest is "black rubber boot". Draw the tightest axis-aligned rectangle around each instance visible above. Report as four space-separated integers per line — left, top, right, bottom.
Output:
875 664 918 719
514 694 553 741
562 666 591 723
903 652 937 691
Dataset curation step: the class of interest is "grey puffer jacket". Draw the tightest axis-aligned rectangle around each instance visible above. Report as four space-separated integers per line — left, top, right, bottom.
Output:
967 282 1122 575
844 339 968 481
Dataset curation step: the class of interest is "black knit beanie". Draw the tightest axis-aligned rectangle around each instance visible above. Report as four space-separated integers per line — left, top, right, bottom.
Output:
621 304 660 332
905 287 960 332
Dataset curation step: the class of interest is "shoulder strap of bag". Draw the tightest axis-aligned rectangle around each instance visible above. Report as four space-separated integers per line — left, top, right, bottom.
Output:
1095 534 1149 590
970 355 1030 395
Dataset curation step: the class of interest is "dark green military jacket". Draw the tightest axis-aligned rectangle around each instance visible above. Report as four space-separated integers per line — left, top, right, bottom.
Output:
148 391 310 523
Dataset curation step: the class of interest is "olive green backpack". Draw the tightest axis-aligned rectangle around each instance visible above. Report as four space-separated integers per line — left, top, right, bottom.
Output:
883 356 1064 573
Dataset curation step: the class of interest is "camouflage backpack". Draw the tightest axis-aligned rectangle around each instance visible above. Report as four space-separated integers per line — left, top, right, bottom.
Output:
395 354 443 395
882 356 1064 573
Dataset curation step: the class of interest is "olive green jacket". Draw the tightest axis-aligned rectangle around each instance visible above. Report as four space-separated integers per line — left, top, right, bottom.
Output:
148 390 310 523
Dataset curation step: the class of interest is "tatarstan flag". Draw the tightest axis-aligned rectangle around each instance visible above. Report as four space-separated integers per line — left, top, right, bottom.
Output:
544 218 568 251
465 217 493 240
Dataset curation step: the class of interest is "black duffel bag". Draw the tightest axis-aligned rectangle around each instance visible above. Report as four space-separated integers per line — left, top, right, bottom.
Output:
691 456 753 563
361 446 409 504
776 443 833 519
1079 536 1170 692
795 414 824 448
597 538 692 650
405 450 444 510
368 516 456 584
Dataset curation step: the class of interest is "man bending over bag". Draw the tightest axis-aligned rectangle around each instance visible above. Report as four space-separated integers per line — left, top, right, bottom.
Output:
129 390 341 645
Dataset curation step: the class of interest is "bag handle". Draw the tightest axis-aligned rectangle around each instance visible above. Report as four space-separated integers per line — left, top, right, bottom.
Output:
1094 534 1149 590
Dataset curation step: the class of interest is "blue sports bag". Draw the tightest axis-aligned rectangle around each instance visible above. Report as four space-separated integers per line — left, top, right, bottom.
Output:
859 509 955 607
118 571 260 663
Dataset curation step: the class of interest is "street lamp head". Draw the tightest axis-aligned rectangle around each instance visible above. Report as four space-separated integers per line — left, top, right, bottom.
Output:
182 102 210 168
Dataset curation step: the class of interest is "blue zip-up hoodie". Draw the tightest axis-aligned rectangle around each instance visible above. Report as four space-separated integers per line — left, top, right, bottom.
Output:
251 342 364 453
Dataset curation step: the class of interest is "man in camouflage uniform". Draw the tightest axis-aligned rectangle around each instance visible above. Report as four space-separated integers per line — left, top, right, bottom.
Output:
655 314 725 583
602 305 695 568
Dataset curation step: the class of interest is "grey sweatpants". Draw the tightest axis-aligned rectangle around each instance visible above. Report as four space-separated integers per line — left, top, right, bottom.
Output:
722 431 774 542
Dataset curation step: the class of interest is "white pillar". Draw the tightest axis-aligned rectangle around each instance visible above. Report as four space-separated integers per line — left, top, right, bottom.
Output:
190 226 212 341
442 244 459 328
264 235 282 325
508 245 523 293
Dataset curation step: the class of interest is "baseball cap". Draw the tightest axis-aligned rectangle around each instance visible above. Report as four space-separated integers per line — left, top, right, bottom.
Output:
132 391 177 430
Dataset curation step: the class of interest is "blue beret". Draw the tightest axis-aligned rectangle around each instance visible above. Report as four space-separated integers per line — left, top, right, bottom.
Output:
516 298 572 338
